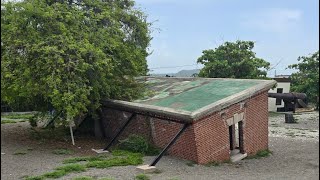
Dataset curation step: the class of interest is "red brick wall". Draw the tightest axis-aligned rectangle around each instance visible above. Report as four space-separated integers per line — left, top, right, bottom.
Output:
151 119 199 162
243 91 269 155
100 108 152 142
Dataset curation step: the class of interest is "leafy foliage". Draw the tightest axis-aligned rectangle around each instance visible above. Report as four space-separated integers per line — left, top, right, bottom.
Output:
288 51 319 109
197 40 270 79
1 0 152 122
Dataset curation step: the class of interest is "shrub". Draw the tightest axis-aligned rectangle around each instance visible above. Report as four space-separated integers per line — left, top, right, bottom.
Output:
117 135 160 155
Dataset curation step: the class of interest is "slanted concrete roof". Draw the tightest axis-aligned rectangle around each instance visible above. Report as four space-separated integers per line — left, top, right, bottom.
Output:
103 77 276 122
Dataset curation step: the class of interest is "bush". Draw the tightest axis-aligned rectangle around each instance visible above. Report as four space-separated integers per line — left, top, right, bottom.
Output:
117 135 160 156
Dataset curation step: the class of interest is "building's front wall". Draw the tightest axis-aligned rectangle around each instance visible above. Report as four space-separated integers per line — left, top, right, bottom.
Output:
268 82 290 112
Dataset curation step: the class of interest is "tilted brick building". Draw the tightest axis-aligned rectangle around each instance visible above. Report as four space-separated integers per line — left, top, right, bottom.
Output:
99 77 276 165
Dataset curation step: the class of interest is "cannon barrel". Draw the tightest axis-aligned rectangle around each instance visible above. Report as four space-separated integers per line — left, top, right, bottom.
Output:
268 93 307 101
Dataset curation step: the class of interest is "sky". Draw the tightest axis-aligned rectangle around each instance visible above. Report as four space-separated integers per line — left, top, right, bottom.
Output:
134 0 319 77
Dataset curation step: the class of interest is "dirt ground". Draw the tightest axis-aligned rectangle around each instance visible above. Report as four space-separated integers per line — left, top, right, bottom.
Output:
1 111 319 180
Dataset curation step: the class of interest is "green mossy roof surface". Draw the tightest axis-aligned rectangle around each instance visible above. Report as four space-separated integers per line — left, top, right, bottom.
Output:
135 77 259 112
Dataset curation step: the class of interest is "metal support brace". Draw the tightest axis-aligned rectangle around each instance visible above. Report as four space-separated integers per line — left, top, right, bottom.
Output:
150 123 190 166
103 113 136 151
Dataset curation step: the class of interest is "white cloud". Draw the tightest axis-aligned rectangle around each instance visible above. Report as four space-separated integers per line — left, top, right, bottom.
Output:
241 8 302 33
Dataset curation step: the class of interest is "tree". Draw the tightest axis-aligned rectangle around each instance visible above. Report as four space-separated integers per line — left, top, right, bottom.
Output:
1 0 152 123
288 51 319 109
197 40 270 79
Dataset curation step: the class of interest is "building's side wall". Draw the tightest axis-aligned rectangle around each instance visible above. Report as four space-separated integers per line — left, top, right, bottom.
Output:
151 119 199 162
100 108 152 142
243 91 269 155
268 82 290 112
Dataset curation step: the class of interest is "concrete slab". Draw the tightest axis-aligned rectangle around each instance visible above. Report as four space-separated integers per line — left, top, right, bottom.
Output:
231 153 247 162
136 164 157 173
91 148 109 154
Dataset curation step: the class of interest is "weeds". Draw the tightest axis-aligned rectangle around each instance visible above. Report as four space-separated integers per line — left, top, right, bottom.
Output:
134 174 150 180
72 177 94 180
1 120 17 124
246 149 272 159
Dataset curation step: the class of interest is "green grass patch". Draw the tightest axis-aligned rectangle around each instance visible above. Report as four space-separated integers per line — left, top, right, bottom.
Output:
52 148 74 155
1 113 35 119
186 160 196 167
24 176 45 180
134 174 150 180
63 156 106 164
246 149 272 159
1 120 17 124
13 150 27 155
72 176 94 180
99 178 115 180
205 161 220 167
55 163 86 173
26 150 141 180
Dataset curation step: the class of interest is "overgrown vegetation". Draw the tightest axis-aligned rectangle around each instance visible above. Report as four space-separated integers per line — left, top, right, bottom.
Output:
117 135 160 156
134 174 150 180
25 150 143 180
246 149 272 159
1 0 152 124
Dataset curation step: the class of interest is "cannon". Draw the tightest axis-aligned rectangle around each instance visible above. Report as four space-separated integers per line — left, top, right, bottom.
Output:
268 92 308 113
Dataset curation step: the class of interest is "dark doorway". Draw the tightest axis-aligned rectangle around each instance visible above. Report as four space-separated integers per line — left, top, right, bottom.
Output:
229 121 244 155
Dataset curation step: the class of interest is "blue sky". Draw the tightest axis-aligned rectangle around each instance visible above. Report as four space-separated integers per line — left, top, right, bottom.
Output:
134 0 319 77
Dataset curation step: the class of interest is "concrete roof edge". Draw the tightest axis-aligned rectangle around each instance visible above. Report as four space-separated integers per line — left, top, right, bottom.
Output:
101 99 193 122
190 79 277 121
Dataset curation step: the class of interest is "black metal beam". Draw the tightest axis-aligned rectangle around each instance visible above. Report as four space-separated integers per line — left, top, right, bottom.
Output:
103 113 136 151
150 123 190 166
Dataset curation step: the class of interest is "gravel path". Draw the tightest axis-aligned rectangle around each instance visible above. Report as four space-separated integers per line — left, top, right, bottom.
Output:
1 112 319 180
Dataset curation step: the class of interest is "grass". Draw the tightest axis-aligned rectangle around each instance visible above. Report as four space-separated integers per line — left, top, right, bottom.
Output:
1 120 17 124
25 176 45 180
13 150 27 155
52 148 74 155
25 150 143 180
134 174 150 180
1 113 35 119
186 160 196 167
246 149 272 159
205 161 220 167
72 177 94 180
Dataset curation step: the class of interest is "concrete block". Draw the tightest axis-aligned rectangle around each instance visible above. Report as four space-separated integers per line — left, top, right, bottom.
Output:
234 113 240 124
91 148 109 154
231 153 247 162
136 165 157 173
226 118 234 126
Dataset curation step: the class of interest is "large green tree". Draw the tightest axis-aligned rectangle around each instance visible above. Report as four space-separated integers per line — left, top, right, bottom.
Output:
197 40 270 79
288 51 319 109
1 0 152 122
